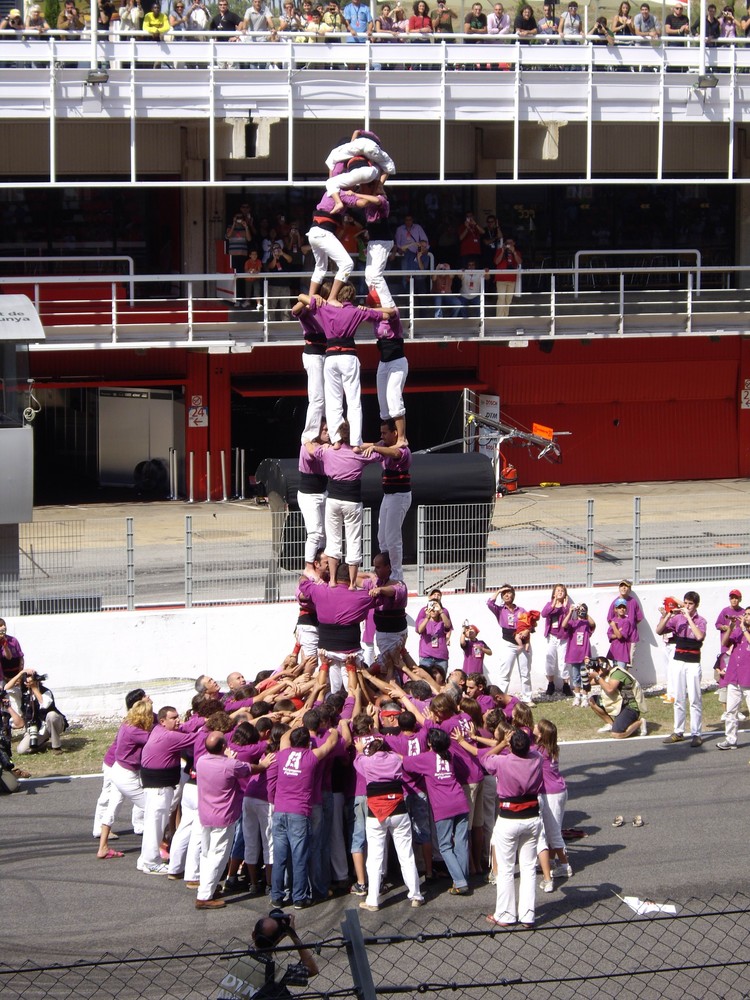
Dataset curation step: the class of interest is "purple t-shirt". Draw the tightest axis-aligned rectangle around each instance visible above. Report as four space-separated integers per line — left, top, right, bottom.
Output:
402 748 470 821
314 443 376 482
482 749 544 800
418 617 449 661
273 746 320 817
606 593 643 640
0 634 24 682
607 616 636 664
434 714 485 784
725 625 750 688
374 309 403 342
299 444 326 478
462 639 486 674
305 296 382 345
477 693 495 715
487 599 527 639
716 604 745 632
141 724 196 770
298 577 375 627
115 724 150 772
541 600 572 639
564 619 594 664
196 753 250 827
538 745 566 795
383 728 429 795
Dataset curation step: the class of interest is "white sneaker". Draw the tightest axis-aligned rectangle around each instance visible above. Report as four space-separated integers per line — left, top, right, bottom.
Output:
572 694 581 707
597 723 613 733
739 713 747 722
552 864 573 878
639 719 647 737
539 879 554 893
721 712 729 722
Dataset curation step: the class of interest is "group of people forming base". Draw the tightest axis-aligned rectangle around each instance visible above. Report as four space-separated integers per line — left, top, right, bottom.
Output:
91 643 579 927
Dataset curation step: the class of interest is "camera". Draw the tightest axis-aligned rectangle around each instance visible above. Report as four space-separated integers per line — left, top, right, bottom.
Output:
253 909 292 950
27 723 39 749
462 619 470 629
428 600 439 612
576 604 588 617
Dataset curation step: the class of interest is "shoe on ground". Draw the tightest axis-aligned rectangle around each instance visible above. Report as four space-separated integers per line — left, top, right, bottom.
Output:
487 872 497 885
561 683 573 697
690 735 703 748
639 719 647 737
661 696 675 704
448 885 471 895
195 898 226 909
552 864 573 878
739 712 747 722
721 712 729 722
716 740 737 750
522 698 536 707
350 882 367 896
571 694 580 707
359 902 379 912
597 723 613 733
223 876 245 895
185 880 200 888
293 898 312 910
167 872 184 881
138 861 169 875
411 898 425 907
663 733 684 744
270 899 285 907
539 879 554 893
545 682 555 696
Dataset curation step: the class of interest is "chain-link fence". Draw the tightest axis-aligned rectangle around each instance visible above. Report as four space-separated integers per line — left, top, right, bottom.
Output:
8 492 749 615
2 894 750 1000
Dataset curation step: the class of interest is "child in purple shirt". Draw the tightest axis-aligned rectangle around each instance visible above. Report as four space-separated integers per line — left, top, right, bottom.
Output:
562 602 596 707
607 599 637 667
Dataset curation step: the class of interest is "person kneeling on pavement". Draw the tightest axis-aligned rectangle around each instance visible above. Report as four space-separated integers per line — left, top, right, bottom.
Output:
4 667 68 755
587 657 646 739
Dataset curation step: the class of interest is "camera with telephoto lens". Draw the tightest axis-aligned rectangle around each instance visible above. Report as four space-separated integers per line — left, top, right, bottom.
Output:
253 909 292 950
27 723 39 749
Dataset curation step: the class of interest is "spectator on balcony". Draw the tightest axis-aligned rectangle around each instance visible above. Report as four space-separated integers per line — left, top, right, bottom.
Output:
588 15 614 45
458 212 485 265
241 248 263 310
24 1 50 57
143 1 170 39
119 0 145 35
537 2 559 38
279 1 303 31
514 4 537 41
612 1 635 37
210 0 243 34
98 0 116 31
487 2 511 36
394 214 429 289
415 240 434 304
57 0 85 37
494 239 521 316
393 4 409 35
243 0 274 35
665 1 691 40
431 0 457 37
692 4 720 42
170 1 190 34
634 3 660 40
558 1 583 42
459 258 486 317
482 215 503 266
185 0 210 36
265 242 295 320
343 0 374 42
719 5 738 37
432 262 461 318
226 212 252 278
407 0 432 36
464 1 488 55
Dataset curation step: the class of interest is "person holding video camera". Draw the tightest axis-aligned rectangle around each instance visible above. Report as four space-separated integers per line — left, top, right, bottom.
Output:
586 657 644 740
5 667 67 755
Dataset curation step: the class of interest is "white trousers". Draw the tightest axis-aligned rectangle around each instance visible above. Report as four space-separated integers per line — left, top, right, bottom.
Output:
539 789 567 852
198 821 235 901
297 489 327 565
544 635 570 682
672 659 703 737
365 240 395 308
375 628 408 659
378 491 411 581
330 791 349 881
324 497 363 565
94 763 124 834
376 357 409 421
110 761 146 814
168 782 201 880
663 644 676 699
295 623 319 661
492 815 541 925
139 785 176 868
488 640 533 699
308 226 354 285
243 797 274 865
324 354 362 446
364 812 423 907
325 163 379 195
301 353 325 443
724 684 750 744
17 711 66 753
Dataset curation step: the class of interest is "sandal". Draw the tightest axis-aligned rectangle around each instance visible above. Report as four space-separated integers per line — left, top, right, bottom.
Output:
485 915 514 927
98 849 124 860
633 815 644 828
612 815 625 827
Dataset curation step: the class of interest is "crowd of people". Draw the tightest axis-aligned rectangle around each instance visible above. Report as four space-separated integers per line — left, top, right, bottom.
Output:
6 1 745 45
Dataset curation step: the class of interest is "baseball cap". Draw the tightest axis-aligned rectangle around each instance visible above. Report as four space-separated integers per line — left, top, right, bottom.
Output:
614 598 628 608
730 589 742 599
9 8 21 15
618 579 632 587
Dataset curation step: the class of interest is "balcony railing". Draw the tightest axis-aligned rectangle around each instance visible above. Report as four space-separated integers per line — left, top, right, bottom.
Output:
0 32 747 185
4 261 747 350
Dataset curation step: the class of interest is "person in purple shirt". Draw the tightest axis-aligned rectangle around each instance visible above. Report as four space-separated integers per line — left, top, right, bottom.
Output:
465 674 495 716
360 180 395 311
541 584 573 698
307 188 378 305
486 584 535 705
561 601 596 707
365 551 409 657
298 422 329 572
417 599 451 671
138 705 197 875
460 623 492 676
97 697 154 860
372 307 408 445
382 713 433 879
715 588 745 721
607 599 637 668
362 419 411 581
656 591 707 747
534 719 572 877
93 687 147 847
607 579 644 667
402 727 471 896
306 422 378 586
270 725 339 908
0 619 24 715
294 287 328 447
716 607 750 750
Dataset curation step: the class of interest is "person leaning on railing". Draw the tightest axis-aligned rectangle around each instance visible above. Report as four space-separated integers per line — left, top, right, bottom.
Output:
692 3 720 43
143 1 171 39
612 0 635 37
119 0 144 35
664 1 691 41
431 0 456 37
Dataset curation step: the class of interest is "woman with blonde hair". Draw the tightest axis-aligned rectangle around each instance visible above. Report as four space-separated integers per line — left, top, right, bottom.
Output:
534 718 572 877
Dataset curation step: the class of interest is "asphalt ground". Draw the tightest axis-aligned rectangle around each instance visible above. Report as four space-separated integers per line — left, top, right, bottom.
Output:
3 731 750 999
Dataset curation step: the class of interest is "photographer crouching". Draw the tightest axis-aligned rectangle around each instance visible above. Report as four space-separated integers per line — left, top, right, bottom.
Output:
219 910 318 1000
586 657 645 740
4 668 68 756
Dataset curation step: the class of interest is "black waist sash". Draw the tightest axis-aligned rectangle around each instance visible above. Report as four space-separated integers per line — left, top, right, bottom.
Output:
325 337 356 355
382 469 411 494
374 608 408 633
327 478 362 502
674 634 703 663
297 605 319 628
303 340 326 356
378 338 405 362
502 626 517 643
299 472 327 494
140 764 182 788
318 621 361 652
311 210 338 233
497 793 539 819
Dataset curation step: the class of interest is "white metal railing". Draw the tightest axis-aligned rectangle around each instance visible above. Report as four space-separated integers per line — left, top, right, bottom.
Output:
3 263 746 350
573 249 702 297
0 255 136 305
